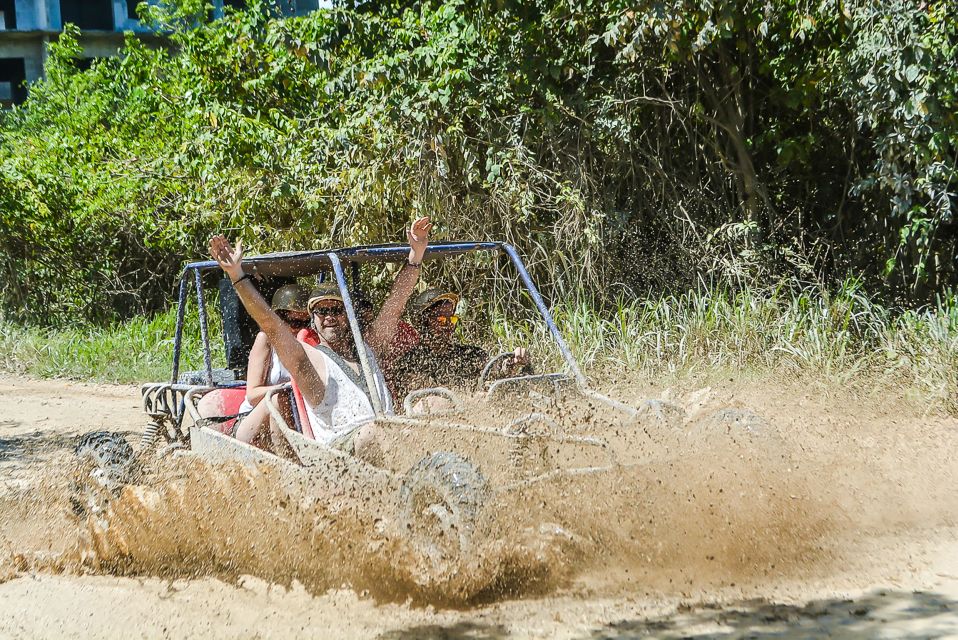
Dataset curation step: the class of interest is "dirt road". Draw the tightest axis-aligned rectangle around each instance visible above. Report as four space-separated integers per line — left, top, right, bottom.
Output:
1 376 957 639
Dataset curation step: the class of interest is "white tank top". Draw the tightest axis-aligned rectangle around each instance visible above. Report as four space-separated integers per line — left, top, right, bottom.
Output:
238 348 290 413
303 343 394 445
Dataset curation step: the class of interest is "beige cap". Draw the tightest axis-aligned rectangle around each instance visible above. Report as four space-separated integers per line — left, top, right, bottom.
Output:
413 288 460 313
307 283 344 312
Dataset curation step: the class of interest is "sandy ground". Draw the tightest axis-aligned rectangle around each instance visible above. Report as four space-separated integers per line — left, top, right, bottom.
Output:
1 375 957 639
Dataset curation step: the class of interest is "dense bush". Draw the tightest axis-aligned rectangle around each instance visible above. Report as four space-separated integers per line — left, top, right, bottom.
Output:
0 0 956 326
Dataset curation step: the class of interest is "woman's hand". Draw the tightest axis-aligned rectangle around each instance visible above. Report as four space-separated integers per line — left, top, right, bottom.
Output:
209 235 245 282
407 216 433 265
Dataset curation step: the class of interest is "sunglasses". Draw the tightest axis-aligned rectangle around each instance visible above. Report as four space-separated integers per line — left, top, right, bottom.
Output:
434 314 459 326
312 305 346 317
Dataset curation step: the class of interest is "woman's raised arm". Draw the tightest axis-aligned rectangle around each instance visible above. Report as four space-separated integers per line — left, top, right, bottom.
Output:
209 235 326 400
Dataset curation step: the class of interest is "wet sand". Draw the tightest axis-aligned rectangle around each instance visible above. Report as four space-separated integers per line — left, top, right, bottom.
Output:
1 376 957 638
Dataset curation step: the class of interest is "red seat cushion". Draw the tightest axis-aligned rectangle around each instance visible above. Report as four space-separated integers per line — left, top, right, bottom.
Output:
196 387 248 434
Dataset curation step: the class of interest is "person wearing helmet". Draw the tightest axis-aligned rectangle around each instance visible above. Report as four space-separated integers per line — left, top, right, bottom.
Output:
233 283 311 446
208 217 433 462
391 288 531 406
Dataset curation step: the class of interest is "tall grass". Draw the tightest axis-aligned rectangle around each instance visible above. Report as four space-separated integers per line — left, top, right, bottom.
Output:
491 280 958 411
0 305 224 384
3 280 957 412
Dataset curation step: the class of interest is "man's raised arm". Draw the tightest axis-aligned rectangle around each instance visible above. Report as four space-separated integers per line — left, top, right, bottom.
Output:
208 235 325 398
366 216 432 354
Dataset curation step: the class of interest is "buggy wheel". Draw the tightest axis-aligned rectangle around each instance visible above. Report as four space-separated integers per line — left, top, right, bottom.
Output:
71 431 137 518
398 452 488 569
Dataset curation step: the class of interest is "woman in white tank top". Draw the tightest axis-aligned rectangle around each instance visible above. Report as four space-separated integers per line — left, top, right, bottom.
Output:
237 348 289 413
234 284 310 445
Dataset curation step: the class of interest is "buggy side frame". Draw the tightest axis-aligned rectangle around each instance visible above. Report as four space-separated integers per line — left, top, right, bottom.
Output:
141 241 637 448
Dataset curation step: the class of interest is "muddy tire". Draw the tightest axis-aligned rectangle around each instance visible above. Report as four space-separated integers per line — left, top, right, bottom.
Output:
70 431 137 518
398 452 488 568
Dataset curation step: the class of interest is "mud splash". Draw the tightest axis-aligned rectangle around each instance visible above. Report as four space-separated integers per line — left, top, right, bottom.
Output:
3 381 957 608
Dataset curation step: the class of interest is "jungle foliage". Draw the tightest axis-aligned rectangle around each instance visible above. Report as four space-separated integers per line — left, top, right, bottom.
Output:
0 0 956 326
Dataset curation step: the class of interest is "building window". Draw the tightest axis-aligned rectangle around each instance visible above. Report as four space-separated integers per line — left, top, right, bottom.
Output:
0 58 27 107
0 0 17 30
60 0 114 30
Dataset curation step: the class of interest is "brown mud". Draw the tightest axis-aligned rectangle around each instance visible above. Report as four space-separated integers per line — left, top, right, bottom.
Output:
1 375 957 638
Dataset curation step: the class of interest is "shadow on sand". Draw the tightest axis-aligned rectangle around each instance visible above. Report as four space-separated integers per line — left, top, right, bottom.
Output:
590 590 957 639
0 429 138 464
0 429 76 463
378 621 510 640
377 590 957 639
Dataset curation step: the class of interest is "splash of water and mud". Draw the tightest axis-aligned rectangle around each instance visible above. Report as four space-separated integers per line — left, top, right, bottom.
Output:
2 381 957 609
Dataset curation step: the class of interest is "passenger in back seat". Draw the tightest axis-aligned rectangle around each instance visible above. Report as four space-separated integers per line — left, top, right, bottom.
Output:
392 289 532 408
351 287 420 403
233 284 311 447
209 217 432 463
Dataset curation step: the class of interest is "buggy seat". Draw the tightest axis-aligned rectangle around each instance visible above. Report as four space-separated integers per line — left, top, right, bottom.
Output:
194 387 248 434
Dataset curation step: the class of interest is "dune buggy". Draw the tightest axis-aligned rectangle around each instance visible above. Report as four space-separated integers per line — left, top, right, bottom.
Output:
112 241 647 564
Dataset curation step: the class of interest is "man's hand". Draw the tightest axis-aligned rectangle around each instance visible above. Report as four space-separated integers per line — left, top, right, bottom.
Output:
407 216 433 265
369 216 432 356
210 235 245 281
501 347 531 374
511 347 529 367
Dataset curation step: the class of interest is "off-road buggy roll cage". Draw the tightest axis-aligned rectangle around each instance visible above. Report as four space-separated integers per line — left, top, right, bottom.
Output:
141 241 632 448
129 240 652 566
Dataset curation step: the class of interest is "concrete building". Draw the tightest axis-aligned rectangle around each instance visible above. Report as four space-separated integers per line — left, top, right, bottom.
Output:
0 1 320 107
